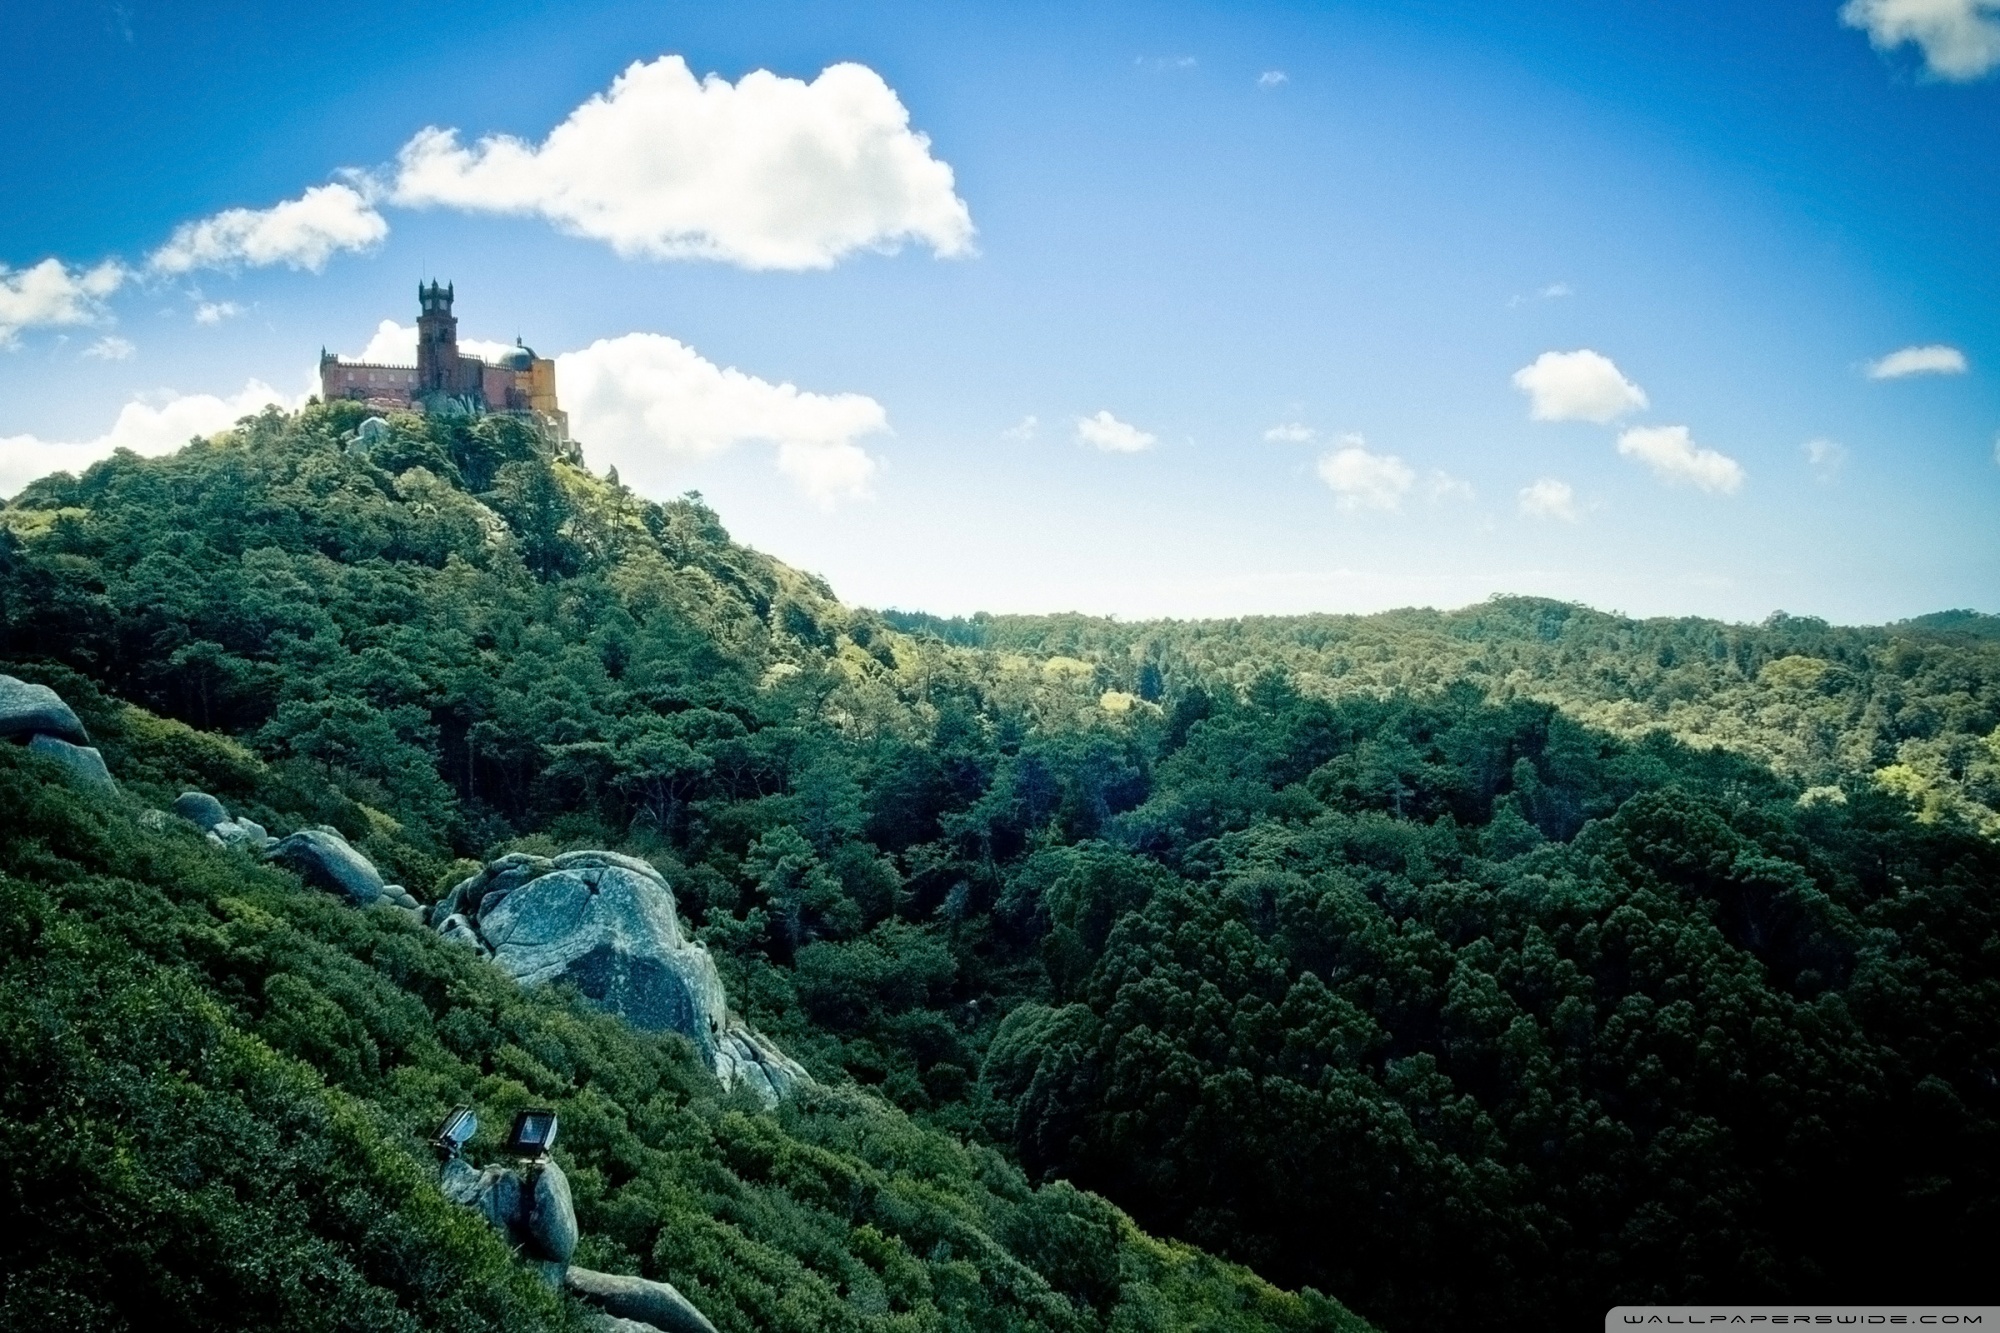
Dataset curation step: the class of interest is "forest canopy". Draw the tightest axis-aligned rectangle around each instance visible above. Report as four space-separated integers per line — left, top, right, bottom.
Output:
2 403 1994 1332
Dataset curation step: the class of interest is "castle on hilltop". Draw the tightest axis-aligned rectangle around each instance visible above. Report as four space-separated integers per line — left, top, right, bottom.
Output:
319 282 568 439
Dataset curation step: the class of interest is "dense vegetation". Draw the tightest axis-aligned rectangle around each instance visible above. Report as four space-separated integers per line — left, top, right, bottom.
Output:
2 402 1995 1331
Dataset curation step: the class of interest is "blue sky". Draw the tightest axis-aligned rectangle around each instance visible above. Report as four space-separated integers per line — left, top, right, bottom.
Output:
2 0 1995 623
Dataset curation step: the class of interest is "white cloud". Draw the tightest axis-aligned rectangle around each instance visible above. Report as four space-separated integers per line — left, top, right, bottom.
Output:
1865 343 1967 378
83 335 135 360
1512 349 1648 423
556 332 886 505
1616 424 1744 493
1802 437 1848 480
390 56 973 271
1316 440 1414 510
1263 422 1315 443
1075 411 1156 453
1002 415 1038 441
148 182 387 274
1426 469 1475 502
0 379 297 498
1507 282 1574 308
1518 477 1578 520
194 301 243 325
1841 0 2000 80
349 319 517 367
1257 70 1289 88
0 258 128 342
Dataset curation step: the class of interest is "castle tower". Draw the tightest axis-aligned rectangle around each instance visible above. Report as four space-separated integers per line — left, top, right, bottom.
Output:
416 281 458 396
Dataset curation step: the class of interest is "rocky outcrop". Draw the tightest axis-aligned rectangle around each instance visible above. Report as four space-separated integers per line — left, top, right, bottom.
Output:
441 1155 577 1268
173 789 281 853
565 1268 719 1333
3 675 114 794
432 850 809 1106
440 1142 712 1333
0 674 90 746
27 734 118 793
212 815 276 852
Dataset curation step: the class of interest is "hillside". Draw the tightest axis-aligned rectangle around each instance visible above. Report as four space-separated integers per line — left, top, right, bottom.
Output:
3 402 1997 1332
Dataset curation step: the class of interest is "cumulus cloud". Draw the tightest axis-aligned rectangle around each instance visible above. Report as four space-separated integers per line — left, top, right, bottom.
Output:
0 379 296 498
1002 415 1038 441
1257 70 1289 87
556 332 886 505
350 319 518 367
1076 411 1156 453
1263 422 1315 443
390 56 973 271
148 182 387 274
83 335 135 361
0 258 128 342
1865 343 1967 378
1316 439 1414 510
1518 477 1578 520
1616 425 1744 493
1803 437 1848 480
194 301 243 325
1841 0 2000 80
1512 349 1648 423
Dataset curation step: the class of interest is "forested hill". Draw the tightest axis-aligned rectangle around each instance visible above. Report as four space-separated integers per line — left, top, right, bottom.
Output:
881 600 2000 836
2 402 1997 1333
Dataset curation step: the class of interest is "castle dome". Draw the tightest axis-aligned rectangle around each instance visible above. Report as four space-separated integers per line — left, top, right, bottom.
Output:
493 343 535 370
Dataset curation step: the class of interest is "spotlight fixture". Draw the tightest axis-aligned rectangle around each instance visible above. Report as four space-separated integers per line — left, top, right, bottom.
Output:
434 1106 478 1156
506 1108 559 1159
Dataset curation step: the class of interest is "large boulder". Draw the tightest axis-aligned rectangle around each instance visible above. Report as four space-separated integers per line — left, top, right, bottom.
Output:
434 851 808 1105
27 734 117 793
565 1267 718 1333
173 790 230 830
264 827 384 906
0 674 89 746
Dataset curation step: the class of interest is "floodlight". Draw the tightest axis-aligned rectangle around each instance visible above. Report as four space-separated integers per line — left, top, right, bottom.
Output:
434 1106 478 1156
506 1108 559 1158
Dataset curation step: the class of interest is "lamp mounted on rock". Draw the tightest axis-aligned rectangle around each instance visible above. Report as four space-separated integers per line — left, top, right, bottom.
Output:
506 1108 559 1160
434 1106 478 1159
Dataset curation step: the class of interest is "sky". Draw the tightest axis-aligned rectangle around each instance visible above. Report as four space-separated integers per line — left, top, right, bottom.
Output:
1 0 1995 625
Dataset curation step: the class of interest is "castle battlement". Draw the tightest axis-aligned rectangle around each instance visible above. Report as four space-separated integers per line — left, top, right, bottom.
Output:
319 283 568 440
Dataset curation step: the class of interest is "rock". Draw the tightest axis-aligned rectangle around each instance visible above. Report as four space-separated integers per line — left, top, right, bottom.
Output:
435 850 809 1106
437 912 491 956
565 1267 718 1333
0 674 89 746
173 790 229 831
524 1159 578 1265
209 816 275 853
440 1155 578 1267
27 735 117 793
384 883 421 909
347 416 391 456
264 827 384 906
716 1023 814 1106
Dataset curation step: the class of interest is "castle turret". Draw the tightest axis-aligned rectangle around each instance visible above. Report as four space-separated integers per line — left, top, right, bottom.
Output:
416 280 459 396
